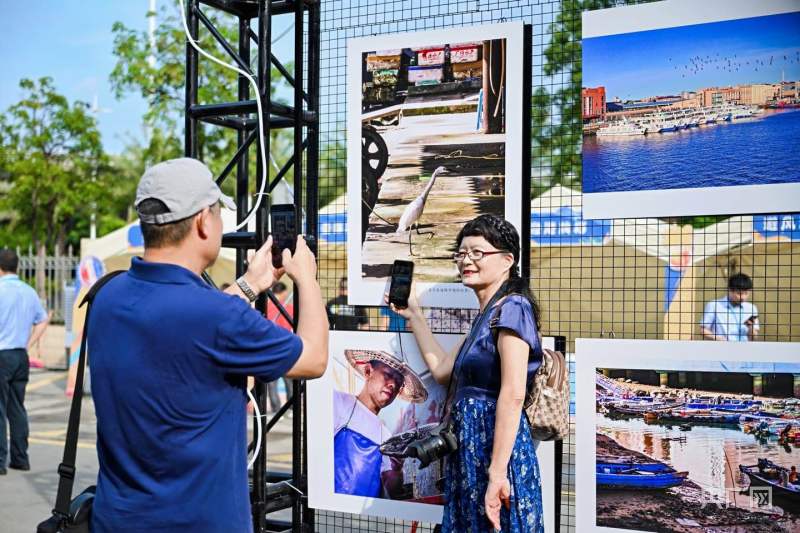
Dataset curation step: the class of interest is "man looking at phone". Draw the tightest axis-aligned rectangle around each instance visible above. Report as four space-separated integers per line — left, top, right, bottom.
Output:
87 158 329 532
701 273 759 342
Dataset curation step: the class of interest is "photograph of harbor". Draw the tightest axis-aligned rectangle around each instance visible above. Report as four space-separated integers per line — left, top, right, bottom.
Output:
581 1 800 218
594 364 800 532
346 24 524 307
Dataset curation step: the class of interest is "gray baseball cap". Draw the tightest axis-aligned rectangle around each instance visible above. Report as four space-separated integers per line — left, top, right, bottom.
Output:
135 157 236 224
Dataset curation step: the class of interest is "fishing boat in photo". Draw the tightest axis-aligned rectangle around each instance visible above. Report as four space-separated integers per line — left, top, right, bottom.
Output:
739 459 800 505
596 461 688 490
596 118 646 136
740 414 796 435
604 400 678 418
653 410 741 426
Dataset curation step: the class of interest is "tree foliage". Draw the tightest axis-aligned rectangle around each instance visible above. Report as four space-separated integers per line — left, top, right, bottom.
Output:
109 5 347 207
0 77 111 253
533 0 649 195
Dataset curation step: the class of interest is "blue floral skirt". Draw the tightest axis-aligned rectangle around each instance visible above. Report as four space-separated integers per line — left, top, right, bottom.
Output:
442 397 544 533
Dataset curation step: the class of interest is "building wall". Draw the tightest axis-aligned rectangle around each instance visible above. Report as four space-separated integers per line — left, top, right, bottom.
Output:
582 86 606 121
665 95 702 110
740 84 779 105
701 87 744 106
780 81 798 101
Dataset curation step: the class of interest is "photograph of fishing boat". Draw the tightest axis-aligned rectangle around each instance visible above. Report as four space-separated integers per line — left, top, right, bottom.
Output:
346 23 524 307
575 339 800 532
581 0 800 218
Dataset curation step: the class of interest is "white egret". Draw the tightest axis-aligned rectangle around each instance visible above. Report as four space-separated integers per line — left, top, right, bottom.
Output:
397 165 446 256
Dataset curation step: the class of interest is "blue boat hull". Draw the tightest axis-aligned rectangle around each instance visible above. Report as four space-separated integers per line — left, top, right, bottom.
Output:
597 461 672 474
596 470 687 490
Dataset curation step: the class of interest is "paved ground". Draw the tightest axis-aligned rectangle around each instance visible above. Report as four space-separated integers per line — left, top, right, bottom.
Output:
0 369 294 533
3 370 577 532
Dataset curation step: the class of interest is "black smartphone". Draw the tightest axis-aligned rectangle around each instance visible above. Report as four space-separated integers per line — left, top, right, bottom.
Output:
745 315 758 324
388 260 414 308
270 204 297 268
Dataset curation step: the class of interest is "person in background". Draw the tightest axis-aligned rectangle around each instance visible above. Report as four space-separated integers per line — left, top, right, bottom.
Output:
0 249 49 475
380 306 407 332
327 277 369 330
701 273 759 342
266 281 294 412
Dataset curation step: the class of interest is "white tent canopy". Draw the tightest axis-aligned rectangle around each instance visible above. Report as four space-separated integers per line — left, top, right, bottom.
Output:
80 209 255 284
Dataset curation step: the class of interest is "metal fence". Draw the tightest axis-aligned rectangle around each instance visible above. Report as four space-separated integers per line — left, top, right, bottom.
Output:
16 248 79 324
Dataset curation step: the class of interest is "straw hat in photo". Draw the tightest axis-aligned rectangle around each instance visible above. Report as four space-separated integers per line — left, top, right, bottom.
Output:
344 349 428 403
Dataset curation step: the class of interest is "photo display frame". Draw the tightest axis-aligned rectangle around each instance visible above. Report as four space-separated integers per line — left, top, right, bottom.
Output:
308 331 556 530
582 0 800 219
575 339 800 532
346 22 525 307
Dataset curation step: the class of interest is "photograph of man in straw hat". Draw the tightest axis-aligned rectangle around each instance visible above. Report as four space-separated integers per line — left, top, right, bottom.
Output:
333 349 427 498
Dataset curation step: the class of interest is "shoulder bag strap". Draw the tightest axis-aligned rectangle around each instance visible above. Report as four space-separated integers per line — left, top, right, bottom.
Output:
440 284 508 423
52 270 124 519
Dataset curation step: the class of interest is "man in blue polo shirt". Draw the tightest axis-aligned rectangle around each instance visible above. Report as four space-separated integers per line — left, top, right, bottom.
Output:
88 158 329 532
701 273 759 342
0 248 49 475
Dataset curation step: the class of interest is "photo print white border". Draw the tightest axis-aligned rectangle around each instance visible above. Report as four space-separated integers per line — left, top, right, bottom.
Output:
308 331 556 530
574 338 800 532
581 0 800 219
346 22 525 307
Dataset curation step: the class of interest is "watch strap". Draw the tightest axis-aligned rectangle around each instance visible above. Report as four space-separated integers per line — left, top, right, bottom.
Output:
236 277 258 302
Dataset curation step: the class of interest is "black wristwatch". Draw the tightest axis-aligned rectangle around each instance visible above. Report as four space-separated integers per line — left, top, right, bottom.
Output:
236 277 258 302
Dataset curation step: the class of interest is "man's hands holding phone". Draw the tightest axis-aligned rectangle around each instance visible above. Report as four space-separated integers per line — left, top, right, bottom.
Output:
241 235 316 294
280 235 317 284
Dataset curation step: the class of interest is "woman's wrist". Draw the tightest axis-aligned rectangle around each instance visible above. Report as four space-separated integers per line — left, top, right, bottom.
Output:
407 308 426 326
488 465 508 482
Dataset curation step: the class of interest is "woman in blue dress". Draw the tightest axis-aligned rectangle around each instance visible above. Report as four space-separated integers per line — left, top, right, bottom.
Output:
388 214 544 532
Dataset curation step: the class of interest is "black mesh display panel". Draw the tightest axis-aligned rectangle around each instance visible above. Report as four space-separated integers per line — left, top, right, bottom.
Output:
313 1 800 531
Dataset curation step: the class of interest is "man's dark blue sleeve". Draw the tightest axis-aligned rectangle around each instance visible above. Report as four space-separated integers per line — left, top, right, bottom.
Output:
213 298 303 381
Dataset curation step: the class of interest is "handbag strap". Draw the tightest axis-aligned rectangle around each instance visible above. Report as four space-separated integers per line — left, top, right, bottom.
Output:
53 270 124 519
440 283 508 423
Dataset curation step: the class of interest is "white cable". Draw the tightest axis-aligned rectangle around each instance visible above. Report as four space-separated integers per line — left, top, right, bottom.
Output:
178 0 269 232
178 1 270 465
246 388 263 470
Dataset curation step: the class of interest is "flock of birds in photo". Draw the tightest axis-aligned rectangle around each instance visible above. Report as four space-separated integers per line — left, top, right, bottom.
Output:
668 50 800 78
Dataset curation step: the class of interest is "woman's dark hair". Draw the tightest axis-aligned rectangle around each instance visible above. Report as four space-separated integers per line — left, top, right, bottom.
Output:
456 214 541 329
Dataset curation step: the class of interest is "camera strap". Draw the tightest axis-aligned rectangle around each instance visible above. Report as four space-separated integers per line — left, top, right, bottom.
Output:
52 271 124 520
440 282 508 424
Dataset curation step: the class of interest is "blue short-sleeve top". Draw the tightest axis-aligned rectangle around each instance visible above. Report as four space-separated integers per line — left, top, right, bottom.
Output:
453 294 543 404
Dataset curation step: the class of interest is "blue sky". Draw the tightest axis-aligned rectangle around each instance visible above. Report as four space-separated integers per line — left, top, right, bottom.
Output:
1 1 294 154
583 11 800 102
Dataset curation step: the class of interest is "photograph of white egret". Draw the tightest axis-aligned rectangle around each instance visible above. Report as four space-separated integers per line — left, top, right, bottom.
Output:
346 23 524 307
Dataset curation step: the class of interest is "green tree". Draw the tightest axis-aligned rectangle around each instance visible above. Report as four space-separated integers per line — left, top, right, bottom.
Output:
533 0 650 195
535 0 722 228
0 77 110 253
109 5 342 203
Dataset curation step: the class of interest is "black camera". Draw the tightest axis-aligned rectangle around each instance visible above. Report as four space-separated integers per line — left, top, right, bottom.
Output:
380 421 458 468
406 422 458 468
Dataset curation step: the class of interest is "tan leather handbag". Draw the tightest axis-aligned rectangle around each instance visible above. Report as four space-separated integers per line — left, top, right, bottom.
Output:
490 302 570 441
524 348 570 441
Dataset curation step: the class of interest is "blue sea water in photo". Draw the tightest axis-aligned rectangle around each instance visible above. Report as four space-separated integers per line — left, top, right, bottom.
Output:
582 108 800 193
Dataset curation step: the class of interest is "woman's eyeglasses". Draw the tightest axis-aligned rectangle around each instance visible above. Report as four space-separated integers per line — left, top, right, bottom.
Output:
452 249 509 262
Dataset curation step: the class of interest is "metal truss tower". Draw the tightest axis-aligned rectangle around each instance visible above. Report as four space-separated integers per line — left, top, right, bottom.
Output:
183 1 319 531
